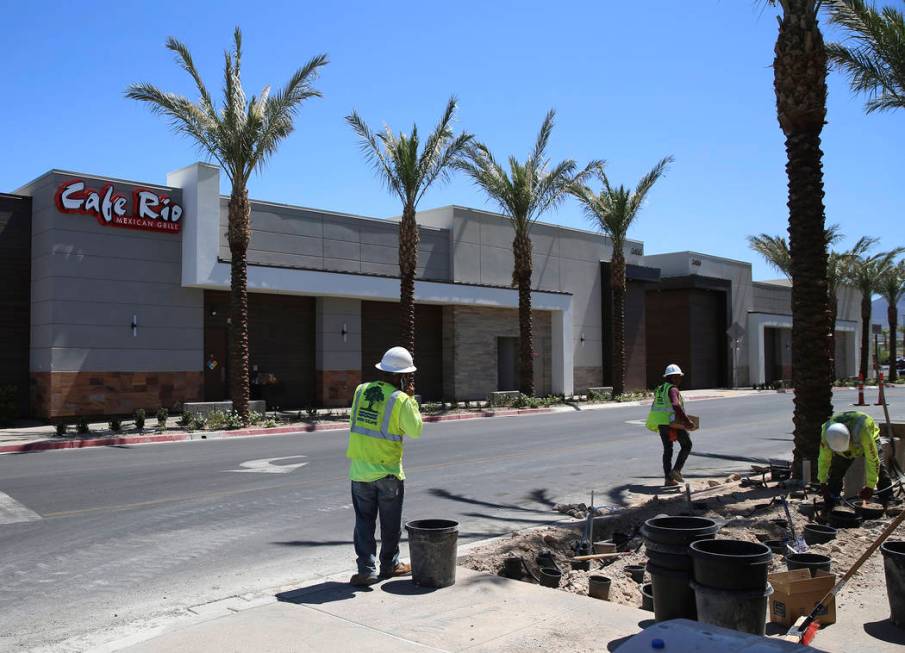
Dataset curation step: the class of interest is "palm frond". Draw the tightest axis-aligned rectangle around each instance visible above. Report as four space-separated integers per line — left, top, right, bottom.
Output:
748 234 792 279
345 111 402 200
165 37 216 117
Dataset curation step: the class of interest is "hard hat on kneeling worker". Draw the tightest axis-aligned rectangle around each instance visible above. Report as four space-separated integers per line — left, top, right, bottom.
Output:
825 422 851 453
663 364 684 378
376 346 417 374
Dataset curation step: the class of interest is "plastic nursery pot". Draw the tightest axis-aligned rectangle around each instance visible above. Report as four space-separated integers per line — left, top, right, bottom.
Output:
803 524 837 546
642 516 720 572
785 552 832 577
646 562 696 622
689 539 772 591
765 539 791 556
405 519 459 589
856 502 886 521
827 509 862 530
502 556 524 580
880 541 905 627
690 580 774 636
588 575 612 601
538 567 562 588
640 583 654 612
625 564 646 583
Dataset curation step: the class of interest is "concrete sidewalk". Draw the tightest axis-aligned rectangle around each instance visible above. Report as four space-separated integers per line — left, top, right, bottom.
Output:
114 567 652 653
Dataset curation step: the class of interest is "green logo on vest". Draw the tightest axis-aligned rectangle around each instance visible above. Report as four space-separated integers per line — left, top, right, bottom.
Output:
364 385 385 410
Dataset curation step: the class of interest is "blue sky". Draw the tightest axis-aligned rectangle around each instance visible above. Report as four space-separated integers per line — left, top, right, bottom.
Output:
1 1 900 281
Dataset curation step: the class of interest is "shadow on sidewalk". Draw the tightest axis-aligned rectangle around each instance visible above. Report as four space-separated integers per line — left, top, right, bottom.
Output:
864 620 905 645
276 581 374 605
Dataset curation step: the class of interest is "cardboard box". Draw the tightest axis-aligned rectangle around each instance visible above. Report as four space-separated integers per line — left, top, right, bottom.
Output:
768 569 837 628
669 415 699 431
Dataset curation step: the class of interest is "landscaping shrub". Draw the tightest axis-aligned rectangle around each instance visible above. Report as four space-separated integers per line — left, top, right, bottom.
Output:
224 410 243 430
206 410 227 430
76 417 90 434
156 408 169 430
108 417 122 432
134 409 146 431
55 422 68 437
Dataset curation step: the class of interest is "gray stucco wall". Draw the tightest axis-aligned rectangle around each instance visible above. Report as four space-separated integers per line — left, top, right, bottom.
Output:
753 281 792 315
23 172 203 372
221 200 450 280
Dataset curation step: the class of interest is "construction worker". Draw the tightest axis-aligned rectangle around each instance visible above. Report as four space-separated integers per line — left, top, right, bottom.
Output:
348 346 423 586
646 364 695 487
818 410 893 509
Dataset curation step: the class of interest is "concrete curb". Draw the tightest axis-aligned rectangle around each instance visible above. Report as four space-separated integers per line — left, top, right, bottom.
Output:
0 407 556 455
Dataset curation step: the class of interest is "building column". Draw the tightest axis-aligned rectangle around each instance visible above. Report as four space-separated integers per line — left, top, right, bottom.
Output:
552 305 574 396
316 298 362 407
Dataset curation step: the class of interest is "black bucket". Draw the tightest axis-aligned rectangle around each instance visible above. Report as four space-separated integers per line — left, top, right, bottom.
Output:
503 556 524 580
828 509 862 529
625 564 645 583
647 561 696 622
691 581 774 636
588 575 611 600
538 566 561 588
405 519 459 588
803 524 837 546
642 516 719 571
786 553 832 577
689 539 772 591
640 583 654 611
880 541 905 627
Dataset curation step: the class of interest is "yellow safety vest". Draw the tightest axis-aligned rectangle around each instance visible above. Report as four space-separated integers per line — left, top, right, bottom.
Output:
646 382 682 432
346 381 406 466
817 411 881 487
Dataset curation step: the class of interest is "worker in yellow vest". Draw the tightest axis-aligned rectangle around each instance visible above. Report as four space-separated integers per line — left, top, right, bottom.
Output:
348 346 424 586
818 411 894 509
646 364 695 487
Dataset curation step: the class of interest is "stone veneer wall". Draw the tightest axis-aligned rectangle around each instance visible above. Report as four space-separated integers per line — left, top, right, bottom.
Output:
32 371 203 419
573 366 603 393
445 306 552 400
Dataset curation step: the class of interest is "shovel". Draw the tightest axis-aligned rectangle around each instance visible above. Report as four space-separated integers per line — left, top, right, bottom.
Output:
780 496 808 554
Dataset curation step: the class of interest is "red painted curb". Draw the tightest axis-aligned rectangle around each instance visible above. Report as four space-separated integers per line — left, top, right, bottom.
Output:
0 407 556 455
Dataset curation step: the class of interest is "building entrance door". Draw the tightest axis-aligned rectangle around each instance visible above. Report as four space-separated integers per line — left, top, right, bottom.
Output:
497 337 519 391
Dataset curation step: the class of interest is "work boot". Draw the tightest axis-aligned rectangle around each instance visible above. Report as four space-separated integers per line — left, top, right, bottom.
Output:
670 470 684 483
379 562 412 579
349 571 380 587
664 478 680 487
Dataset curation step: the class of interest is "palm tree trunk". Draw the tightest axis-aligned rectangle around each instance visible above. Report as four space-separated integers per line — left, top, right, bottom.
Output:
889 304 899 383
859 293 871 380
227 188 251 424
398 202 419 394
828 297 838 380
513 230 534 396
774 0 833 479
611 253 626 397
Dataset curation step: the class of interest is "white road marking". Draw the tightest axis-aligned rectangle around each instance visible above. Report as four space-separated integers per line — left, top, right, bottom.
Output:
0 491 42 525
224 456 309 474
626 419 646 425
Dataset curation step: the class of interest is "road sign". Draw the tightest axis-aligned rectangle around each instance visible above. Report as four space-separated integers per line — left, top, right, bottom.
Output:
872 323 883 335
727 322 746 341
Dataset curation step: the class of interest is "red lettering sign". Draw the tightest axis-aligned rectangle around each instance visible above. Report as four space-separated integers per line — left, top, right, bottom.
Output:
54 179 183 234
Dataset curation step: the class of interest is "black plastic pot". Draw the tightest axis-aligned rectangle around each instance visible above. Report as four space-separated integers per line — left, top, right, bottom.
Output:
803 524 837 546
503 556 523 580
647 562 696 622
881 541 905 627
828 509 862 529
689 539 772 591
640 583 654 612
406 519 459 588
765 539 790 555
856 502 885 520
536 550 556 570
786 553 832 577
538 566 562 588
691 581 774 636
588 575 611 600
642 516 719 571
625 564 645 583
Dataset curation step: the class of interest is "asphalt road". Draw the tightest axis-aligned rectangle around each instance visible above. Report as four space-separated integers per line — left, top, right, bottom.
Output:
1 389 901 651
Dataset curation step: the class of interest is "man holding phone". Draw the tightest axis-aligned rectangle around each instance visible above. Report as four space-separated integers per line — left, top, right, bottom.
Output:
347 346 424 586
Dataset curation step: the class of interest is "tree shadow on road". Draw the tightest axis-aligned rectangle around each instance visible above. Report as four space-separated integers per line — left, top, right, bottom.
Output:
689 450 774 465
428 488 553 515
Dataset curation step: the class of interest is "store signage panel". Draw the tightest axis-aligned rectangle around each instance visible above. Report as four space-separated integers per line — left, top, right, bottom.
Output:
54 179 183 234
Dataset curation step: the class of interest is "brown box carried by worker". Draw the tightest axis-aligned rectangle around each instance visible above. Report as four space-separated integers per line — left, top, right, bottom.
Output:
669 415 699 431
768 569 837 628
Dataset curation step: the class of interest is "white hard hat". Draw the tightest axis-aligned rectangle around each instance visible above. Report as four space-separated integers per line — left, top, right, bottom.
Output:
375 346 417 374
663 364 684 377
825 422 850 453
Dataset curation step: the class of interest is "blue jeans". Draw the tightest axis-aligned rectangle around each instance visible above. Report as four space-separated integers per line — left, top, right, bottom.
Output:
351 476 404 575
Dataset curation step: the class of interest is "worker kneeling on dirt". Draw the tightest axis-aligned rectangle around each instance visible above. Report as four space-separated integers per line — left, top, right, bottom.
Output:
347 346 423 587
646 364 695 487
818 410 893 509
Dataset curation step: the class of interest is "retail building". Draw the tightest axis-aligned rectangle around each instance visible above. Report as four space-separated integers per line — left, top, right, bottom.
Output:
0 162 862 419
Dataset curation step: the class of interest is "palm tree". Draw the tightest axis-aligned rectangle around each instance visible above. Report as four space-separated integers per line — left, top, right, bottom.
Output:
825 0 905 113
846 248 904 379
346 98 471 394
768 0 833 478
570 157 673 397
879 261 905 382
458 111 599 396
127 29 327 423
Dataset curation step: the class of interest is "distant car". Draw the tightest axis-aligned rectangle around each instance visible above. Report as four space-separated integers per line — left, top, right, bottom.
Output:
897 358 905 374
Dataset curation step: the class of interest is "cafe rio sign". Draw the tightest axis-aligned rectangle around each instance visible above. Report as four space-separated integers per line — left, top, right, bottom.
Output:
55 179 183 234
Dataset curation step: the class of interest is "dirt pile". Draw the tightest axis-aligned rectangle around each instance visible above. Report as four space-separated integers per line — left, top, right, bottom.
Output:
459 478 905 613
